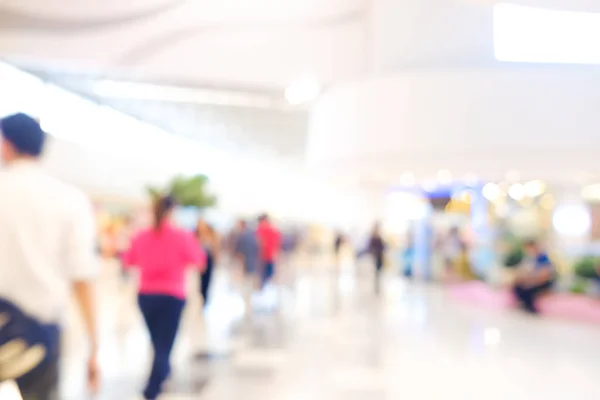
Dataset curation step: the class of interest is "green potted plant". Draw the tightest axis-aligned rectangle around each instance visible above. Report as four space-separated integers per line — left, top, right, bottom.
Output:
148 174 216 209
573 256 600 280
568 256 600 295
503 243 524 268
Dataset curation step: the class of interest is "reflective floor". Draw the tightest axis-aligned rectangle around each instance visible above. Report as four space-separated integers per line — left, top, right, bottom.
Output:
5 256 600 399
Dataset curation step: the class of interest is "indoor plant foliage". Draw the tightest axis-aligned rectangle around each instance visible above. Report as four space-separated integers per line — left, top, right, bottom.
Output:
573 256 600 280
148 174 216 209
569 256 600 295
503 241 524 268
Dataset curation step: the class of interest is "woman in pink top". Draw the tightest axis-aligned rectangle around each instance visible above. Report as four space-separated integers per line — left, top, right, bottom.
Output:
123 195 205 400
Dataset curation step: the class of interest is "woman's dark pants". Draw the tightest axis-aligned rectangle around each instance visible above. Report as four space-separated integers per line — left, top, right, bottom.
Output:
138 294 185 400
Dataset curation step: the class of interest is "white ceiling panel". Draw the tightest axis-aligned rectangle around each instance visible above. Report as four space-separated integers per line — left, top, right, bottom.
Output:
0 0 368 89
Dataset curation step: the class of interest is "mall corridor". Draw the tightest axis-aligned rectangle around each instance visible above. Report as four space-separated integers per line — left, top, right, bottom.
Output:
3 1 600 399
6 259 595 400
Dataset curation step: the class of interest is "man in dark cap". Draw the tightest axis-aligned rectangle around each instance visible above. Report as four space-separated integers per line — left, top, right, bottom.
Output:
0 113 99 399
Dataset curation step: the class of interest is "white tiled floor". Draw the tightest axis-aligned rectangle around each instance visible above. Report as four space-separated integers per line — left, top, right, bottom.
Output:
7 258 600 399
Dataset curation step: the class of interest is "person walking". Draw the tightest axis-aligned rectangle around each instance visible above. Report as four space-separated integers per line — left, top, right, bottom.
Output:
234 219 260 317
334 231 346 270
368 223 387 295
0 113 99 400
123 194 205 400
256 214 282 289
196 220 220 310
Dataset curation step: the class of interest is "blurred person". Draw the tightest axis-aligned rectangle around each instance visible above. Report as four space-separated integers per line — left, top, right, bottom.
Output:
256 214 282 289
454 243 476 281
282 228 301 256
368 223 387 295
0 113 99 399
279 228 300 285
196 221 220 310
123 195 205 400
442 227 463 272
234 219 260 283
512 239 555 314
401 234 414 278
221 225 239 264
234 219 260 317
334 231 345 261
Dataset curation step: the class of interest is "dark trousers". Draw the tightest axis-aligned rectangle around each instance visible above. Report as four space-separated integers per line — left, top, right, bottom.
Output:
200 263 213 309
374 256 384 295
16 327 60 400
261 261 275 288
0 298 60 400
200 251 214 309
513 280 553 313
138 294 185 400
17 358 60 400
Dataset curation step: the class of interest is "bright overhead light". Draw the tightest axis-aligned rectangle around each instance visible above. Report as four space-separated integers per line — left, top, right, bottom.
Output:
482 183 501 201
494 3 600 65
90 80 278 108
524 180 545 197
582 183 600 200
508 183 525 200
285 76 320 105
553 204 591 236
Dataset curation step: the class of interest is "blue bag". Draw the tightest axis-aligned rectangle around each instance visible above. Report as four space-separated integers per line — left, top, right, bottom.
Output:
0 298 59 383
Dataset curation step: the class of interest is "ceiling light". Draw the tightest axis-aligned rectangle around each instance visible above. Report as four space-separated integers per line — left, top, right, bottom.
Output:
582 183 600 200
285 76 321 105
524 180 545 197
482 183 501 201
552 204 591 236
508 183 525 200
90 80 277 108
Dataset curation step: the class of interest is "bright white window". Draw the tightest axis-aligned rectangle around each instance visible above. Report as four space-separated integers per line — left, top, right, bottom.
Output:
494 3 600 64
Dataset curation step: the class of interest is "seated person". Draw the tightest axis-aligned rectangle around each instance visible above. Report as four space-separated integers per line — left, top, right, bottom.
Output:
512 240 555 314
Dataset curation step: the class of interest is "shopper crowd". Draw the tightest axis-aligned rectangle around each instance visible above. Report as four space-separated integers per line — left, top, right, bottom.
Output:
0 113 567 400
0 113 291 400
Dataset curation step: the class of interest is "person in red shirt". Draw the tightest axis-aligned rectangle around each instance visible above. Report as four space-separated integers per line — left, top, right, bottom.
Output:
256 214 281 289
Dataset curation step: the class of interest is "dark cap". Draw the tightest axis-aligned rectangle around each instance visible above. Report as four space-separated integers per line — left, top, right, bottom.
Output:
0 113 46 157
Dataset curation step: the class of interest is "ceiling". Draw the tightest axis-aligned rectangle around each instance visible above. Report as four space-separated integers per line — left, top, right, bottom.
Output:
0 0 369 90
0 0 370 162
25 67 310 161
4 0 600 193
